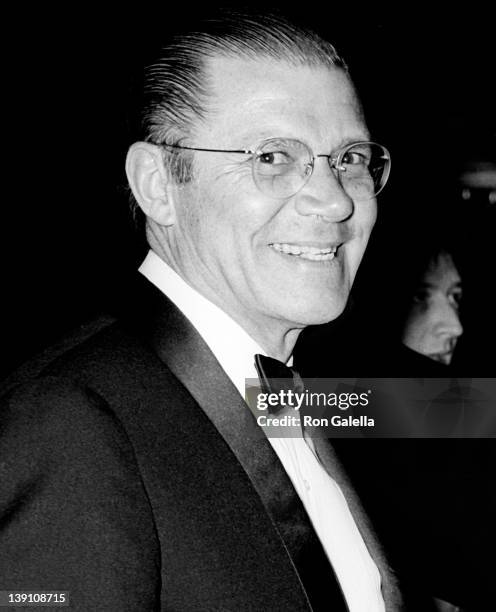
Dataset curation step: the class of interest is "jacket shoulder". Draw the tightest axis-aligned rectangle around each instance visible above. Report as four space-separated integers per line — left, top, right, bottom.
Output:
1 316 116 393
1 313 169 405
0 375 161 610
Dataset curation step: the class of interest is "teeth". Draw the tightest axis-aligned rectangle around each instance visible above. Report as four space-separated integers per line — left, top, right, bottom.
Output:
270 243 338 261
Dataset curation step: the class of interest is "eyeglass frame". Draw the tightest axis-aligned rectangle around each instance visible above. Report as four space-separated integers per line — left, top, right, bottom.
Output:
159 138 391 200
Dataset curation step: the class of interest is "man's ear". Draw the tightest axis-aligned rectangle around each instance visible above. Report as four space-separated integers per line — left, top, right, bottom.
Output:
125 142 176 226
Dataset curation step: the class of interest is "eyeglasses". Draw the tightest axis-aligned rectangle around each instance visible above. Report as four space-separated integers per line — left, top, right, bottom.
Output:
162 137 391 201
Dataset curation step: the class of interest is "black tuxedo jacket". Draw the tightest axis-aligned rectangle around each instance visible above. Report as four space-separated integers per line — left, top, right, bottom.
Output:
0 275 432 611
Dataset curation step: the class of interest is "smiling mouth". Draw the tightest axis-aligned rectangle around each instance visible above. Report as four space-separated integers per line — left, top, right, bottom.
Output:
269 242 340 262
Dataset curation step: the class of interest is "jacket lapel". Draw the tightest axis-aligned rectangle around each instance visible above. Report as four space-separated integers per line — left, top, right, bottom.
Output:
125 273 348 611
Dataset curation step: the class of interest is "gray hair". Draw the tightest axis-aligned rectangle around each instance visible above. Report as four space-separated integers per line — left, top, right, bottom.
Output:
132 9 348 184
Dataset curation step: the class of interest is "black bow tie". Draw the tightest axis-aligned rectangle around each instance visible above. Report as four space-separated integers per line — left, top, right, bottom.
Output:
254 354 305 414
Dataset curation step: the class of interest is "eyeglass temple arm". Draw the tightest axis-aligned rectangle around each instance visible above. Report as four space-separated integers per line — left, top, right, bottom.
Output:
162 143 251 155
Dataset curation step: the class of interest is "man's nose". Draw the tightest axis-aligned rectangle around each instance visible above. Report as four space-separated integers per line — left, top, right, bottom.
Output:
294 159 355 221
438 302 464 339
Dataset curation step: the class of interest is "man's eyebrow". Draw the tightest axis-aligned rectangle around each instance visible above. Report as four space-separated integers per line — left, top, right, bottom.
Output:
416 281 463 292
236 133 373 150
338 134 372 146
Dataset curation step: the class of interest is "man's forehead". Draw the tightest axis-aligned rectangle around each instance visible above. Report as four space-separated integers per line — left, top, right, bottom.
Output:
205 54 355 99
425 254 461 287
199 54 366 144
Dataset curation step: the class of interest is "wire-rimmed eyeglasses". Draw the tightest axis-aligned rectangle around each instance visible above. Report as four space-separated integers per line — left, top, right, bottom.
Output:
161 137 391 201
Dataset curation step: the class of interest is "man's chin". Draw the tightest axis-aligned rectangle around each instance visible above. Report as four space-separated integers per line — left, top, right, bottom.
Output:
288 298 349 327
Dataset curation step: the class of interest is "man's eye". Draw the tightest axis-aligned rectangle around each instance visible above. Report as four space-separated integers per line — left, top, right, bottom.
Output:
449 290 463 308
342 151 367 165
258 151 292 165
412 289 430 305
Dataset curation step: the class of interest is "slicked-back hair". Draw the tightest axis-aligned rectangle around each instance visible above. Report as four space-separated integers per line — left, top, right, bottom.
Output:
130 9 348 185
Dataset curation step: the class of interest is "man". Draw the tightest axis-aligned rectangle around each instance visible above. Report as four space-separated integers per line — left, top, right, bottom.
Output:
1 11 432 611
401 248 463 366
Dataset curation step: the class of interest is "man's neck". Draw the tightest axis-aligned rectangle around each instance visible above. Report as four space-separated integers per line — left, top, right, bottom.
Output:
238 320 301 363
147 238 302 363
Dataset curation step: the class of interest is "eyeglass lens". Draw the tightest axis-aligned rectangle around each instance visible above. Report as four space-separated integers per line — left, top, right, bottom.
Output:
253 138 389 200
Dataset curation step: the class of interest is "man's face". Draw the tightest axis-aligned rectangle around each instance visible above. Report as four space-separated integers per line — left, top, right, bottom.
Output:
169 57 376 336
402 254 463 365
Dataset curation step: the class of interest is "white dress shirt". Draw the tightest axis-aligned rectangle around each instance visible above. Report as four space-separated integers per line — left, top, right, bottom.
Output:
139 249 385 611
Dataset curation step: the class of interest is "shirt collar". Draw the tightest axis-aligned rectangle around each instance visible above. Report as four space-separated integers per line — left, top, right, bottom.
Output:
139 250 271 397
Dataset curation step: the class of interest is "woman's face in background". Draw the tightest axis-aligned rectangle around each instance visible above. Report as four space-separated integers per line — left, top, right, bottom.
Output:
402 253 463 365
